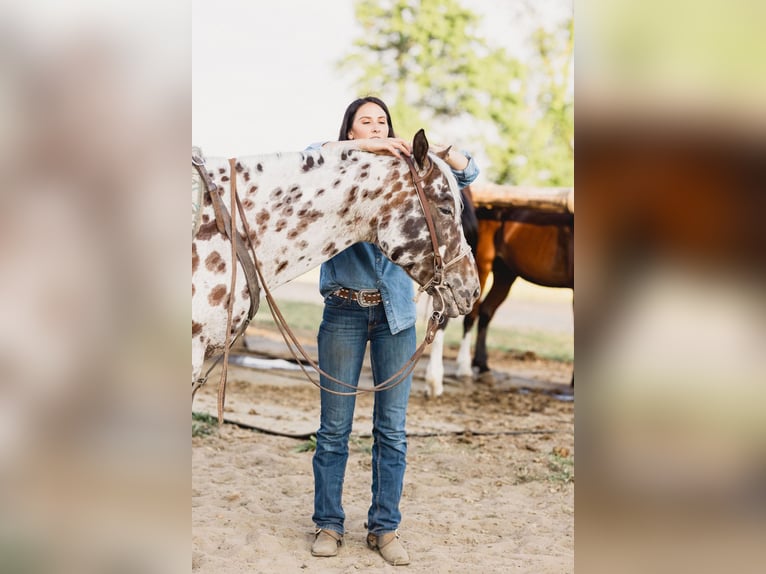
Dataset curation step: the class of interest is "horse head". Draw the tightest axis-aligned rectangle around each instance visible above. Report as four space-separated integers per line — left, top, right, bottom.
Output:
376 129 480 318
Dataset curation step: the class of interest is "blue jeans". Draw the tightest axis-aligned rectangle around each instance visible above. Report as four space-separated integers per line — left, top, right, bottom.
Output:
312 294 415 536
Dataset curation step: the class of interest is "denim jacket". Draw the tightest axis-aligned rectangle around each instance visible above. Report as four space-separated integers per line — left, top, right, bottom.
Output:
307 142 479 334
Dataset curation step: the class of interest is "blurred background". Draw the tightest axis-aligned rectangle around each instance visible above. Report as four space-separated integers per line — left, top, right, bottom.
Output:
1 0 764 572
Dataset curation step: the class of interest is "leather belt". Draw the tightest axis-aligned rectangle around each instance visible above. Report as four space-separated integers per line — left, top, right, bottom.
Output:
332 287 382 307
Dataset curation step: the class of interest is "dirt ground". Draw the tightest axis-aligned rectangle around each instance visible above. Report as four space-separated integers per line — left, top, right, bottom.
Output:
192 321 574 573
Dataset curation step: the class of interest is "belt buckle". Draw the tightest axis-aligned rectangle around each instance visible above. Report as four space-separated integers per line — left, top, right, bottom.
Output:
356 289 378 307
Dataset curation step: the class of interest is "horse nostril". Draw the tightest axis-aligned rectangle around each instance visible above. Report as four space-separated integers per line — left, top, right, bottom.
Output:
473 288 479 298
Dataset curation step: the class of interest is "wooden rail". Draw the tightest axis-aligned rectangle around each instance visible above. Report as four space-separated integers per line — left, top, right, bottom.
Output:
469 183 574 214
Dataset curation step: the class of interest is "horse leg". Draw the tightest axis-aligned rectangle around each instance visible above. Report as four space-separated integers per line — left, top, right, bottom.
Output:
425 320 448 398
457 219 498 378
473 259 516 382
192 336 206 389
456 312 476 377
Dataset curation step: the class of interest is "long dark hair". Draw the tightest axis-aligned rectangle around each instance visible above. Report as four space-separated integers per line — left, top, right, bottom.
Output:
337 96 396 141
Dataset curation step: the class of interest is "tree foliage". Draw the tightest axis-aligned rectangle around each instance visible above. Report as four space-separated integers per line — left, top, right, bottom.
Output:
338 0 573 186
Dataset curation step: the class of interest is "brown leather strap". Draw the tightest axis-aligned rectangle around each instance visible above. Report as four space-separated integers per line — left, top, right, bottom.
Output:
217 158 239 424
403 155 444 287
203 170 260 319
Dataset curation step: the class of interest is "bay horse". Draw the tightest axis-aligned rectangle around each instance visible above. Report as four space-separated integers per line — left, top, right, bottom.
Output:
425 196 573 397
192 130 481 385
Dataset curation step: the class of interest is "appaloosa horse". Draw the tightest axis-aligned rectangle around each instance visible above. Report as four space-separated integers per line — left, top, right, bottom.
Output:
425 206 574 397
192 130 481 385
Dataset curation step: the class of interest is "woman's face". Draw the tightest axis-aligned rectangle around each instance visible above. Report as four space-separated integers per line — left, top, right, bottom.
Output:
347 102 388 140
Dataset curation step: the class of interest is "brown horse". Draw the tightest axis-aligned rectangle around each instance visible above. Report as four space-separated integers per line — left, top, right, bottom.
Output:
425 189 574 397
459 210 574 381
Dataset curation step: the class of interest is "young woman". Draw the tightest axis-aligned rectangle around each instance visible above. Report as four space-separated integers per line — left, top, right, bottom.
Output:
307 96 479 565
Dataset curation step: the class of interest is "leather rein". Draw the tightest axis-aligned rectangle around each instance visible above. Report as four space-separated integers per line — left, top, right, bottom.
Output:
192 152 464 408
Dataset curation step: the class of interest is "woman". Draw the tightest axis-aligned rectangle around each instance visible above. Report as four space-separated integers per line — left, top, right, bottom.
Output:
308 96 479 565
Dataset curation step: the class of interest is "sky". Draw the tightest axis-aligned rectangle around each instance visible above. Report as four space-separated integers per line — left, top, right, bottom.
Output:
192 0 571 157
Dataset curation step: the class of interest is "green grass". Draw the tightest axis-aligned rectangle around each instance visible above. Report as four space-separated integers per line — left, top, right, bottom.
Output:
192 411 217 437
252 300 323 334
294 435 317 453
252 299 573 363
547 452 575 484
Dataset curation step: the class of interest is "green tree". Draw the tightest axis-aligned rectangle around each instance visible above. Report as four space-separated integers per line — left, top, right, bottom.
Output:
340 0 573 187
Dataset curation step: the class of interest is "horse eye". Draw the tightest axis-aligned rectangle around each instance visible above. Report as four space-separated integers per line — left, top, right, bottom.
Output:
438 207 453 216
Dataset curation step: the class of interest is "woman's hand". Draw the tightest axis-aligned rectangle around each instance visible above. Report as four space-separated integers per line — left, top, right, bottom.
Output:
353 137 411 158
430 143 469 170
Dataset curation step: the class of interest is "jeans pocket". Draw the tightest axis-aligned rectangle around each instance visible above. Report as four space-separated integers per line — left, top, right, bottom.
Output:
324 294 347 309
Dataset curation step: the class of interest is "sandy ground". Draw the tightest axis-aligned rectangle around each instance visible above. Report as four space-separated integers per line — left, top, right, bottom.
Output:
192 277 573 573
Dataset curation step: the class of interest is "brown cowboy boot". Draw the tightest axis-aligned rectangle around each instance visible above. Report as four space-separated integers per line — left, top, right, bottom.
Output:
367 530 410 565
311 528 343 557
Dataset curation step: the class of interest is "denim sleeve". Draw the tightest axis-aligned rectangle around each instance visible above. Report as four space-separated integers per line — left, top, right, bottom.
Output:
305 141 327 152
451 152 480 190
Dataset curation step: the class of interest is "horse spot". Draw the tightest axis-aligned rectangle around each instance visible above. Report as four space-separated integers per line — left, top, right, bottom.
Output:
221 176 229 182
333 179 341 188
271 188 283 199
256 163 263 172
322 242 337 257
243 198 254 210
195 220 221 240
275 261 288 274
303 209 323 222
192 284 195 297
316 189 325 196
208 284 228 306
275 219 288 232
218 167 226 174
287 229 300 240
192 321 202 336
256 211 270 225
235 161 244 172
302 155 315 171
248 185 258 195
192 243 199 272
298 240 309 250
401 216 423 238
346 185 358 203
243 172 250 182
205 251 227 274
202 214 210 223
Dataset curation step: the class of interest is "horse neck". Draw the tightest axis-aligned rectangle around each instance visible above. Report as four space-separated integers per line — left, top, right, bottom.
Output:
205 150 394 289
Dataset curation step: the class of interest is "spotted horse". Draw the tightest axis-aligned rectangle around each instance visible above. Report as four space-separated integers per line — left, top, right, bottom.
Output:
192 129 481 386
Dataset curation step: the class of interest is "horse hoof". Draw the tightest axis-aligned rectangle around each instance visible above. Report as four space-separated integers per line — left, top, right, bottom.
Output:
476 371 495 385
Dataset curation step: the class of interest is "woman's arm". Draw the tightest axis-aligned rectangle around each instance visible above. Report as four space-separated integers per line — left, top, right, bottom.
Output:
430 143 469 170
322 137 411 158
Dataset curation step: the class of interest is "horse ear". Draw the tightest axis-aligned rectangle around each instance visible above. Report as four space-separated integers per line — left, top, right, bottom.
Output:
433 145 452 162
412 129 430 170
